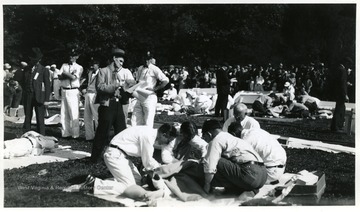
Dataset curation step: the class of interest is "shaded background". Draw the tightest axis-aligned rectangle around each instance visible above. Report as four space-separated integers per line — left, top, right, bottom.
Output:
3 4 355 68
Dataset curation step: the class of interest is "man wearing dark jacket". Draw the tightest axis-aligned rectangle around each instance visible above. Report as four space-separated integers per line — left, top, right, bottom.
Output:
215 63 230 121
23 48 51 135
91 48 127 162
331 57 351 132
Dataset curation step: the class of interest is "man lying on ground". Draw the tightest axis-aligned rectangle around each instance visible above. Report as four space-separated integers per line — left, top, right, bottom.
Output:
228 122 287 184
75 124 177 202
4 131 58 159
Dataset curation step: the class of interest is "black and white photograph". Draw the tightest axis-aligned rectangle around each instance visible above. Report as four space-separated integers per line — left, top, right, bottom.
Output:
1 0 357 208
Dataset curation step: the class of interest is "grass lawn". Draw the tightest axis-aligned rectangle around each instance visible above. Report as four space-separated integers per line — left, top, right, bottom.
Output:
3 107 356 206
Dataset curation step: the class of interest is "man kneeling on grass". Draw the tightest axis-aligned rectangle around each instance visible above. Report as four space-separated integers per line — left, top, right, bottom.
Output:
77 124 177 201
201 119 267 196
228 122 287 184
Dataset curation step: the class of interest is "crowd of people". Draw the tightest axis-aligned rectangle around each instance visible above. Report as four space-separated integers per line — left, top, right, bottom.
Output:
3 46 354 203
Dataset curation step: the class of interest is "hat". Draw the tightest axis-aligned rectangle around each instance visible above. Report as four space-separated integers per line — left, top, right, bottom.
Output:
170 83 175 87
45 65 50 69
112 48 125 57
146 51 154 60
284 82 290 87
69 48 80 56
50 64 56 68
4 63 11 69
29 47 43 60
21 62 28 67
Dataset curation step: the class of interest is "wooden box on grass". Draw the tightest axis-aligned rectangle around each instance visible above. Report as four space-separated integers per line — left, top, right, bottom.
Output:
283 171 326 205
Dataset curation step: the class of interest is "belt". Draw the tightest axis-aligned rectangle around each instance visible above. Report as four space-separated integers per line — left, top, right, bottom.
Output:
110 97 120 102
62 87 79 90
266 164 285 169
241 161 264 166
25 136 34 147
109 144 127 155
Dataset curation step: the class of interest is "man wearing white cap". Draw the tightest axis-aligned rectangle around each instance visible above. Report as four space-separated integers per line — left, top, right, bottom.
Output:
131 52 169 127
282 81 295 101
50 64 62 100
59 48 83 139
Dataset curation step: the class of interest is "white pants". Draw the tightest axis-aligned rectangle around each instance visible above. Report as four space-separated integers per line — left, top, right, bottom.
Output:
266 166 286 184
84 93 99 140
94 147 142 195
4 138 33 159
61 89 80 138
131 94 157 128
53 79 61 100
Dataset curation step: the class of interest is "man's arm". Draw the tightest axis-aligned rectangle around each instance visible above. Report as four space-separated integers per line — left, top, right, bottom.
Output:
96 68 120 94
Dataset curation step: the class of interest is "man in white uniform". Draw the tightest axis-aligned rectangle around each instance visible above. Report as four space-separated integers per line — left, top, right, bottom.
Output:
83 61 100 141
131 52 169 127
59 49 83 138
223 103 260 132
50 64 62 100
228 122 287 184
78 124 177 200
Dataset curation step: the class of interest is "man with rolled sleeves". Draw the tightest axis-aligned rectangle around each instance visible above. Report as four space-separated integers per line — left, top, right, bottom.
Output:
23 48 51 135
90 48 128 162
201 119 267 195
131 52 169 127
59 49 83 138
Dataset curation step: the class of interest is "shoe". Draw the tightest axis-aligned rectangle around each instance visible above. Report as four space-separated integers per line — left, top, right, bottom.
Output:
152 174 165 190
79 174 95 193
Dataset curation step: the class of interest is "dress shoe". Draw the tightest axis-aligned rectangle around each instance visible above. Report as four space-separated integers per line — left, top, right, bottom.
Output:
79 174 95 193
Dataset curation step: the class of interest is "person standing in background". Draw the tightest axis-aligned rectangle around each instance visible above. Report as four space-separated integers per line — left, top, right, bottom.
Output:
91 48 127 163
82 60 100 142
131 52 169 127
51 64 62 100
59 48 83 139
22 48 51 135
330 57 351 133
214 63 230 121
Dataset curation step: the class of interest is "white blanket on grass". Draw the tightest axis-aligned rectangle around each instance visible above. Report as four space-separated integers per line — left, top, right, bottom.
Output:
3 145 90 170
63 173 295 207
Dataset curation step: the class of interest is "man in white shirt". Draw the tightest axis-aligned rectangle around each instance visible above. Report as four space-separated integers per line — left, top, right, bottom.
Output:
223 103 260 132
50 64 62 100
4 131 58 159
82 61 100 141
228 122 287 184
116 61 136 121
78 124 177 201
59 49 83 138
202 119 267 195
131 52 169 127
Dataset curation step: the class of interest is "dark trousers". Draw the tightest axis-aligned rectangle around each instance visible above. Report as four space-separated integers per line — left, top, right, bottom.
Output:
252 100 267 115
4 85 23 108
91 99 127 162
211 158 267 191
23 92 45 135
215 92 228 118
331 100 345 131
177 158 267 192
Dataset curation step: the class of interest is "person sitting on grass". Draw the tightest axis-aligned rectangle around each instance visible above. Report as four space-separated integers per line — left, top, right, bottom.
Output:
228 122 287 184
223 103 260 132
161 121 208 164
4 131 58 159
201 119 267 196
75 124 177 201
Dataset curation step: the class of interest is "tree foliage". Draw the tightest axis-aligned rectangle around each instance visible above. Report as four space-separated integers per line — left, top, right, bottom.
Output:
3 4 355 69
